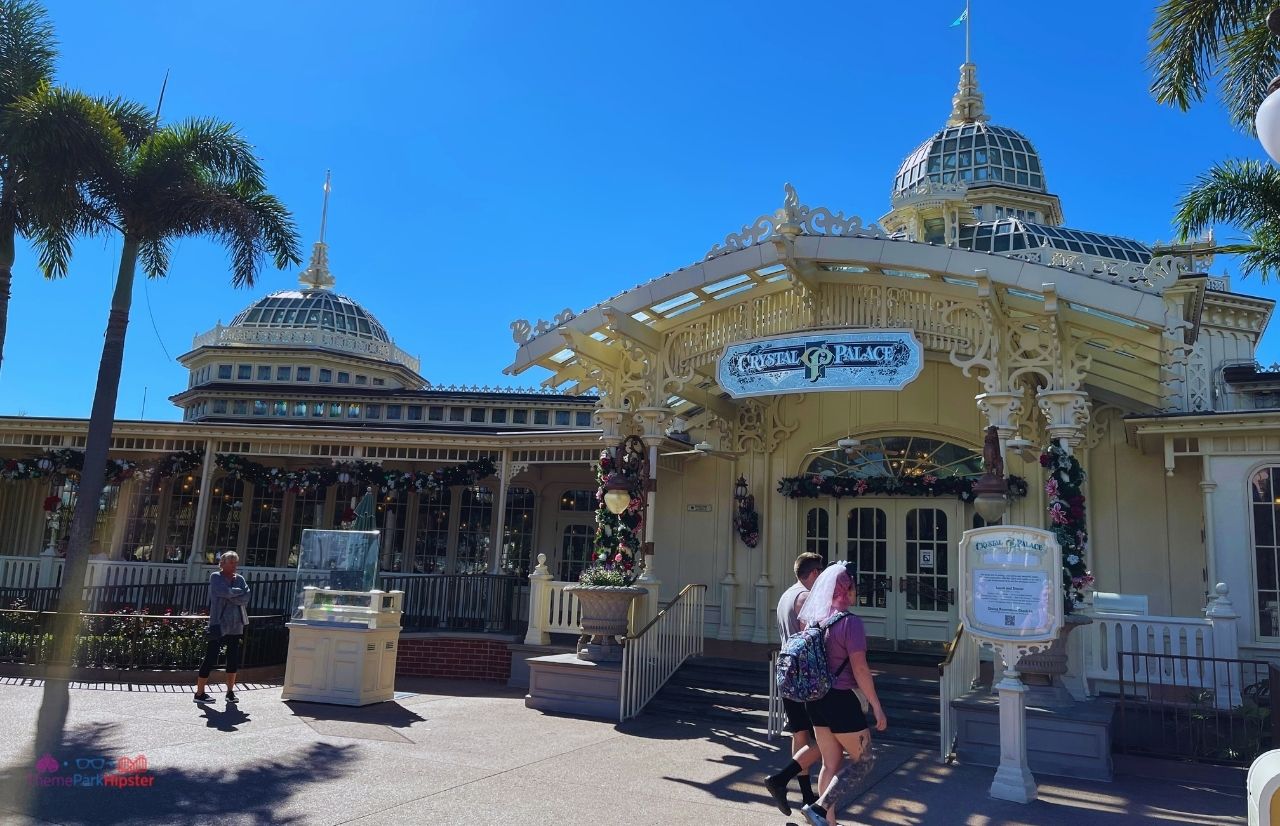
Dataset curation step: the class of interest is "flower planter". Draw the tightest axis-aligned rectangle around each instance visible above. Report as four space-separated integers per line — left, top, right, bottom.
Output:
564 585 645 663
1010 613 1093 706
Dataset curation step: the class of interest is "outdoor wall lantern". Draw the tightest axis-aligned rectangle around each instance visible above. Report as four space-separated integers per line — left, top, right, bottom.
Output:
602 434 646 516
734 475 749 502
972 425 1009 523
1258 11 1280 163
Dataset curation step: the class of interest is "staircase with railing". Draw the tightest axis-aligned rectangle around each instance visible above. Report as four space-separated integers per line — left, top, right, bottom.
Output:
620 583 706 720
937 623 980 762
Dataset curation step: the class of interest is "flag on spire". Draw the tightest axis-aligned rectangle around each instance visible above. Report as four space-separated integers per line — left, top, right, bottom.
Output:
950 7 967 27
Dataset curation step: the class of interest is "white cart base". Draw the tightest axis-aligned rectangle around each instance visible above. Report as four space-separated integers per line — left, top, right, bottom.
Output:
281 623 400 706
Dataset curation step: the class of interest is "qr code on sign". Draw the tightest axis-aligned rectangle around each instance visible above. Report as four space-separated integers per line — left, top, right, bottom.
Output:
1004 615 1015 627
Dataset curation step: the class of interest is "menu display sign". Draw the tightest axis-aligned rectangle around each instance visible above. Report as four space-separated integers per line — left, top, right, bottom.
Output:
959 526 1061 643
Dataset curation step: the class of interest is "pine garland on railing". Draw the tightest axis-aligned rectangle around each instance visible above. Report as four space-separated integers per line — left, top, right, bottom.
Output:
214 454 496 494
0 448 204 486
777 472 1029 501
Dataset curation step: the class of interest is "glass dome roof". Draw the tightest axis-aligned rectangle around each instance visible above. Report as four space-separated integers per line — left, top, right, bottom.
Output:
957 219 1151 264
229 290 391 343
894 122 1046 196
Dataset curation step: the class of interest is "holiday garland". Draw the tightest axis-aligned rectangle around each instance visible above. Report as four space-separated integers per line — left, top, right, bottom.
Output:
777 471 1029 501
0 448 202 486
1041 443 1093 608
586 448 643 585
215 454 496 494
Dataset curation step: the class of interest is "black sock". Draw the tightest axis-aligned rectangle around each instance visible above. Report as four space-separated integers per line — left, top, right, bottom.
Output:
798 774 816 804
769 759 802 785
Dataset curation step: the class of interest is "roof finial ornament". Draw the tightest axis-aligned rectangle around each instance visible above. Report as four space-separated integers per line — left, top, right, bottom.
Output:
946 1 989 126
298 170 336 291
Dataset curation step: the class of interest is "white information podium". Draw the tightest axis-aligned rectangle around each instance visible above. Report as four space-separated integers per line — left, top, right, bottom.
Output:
281 530 404 706
958 525 1063 804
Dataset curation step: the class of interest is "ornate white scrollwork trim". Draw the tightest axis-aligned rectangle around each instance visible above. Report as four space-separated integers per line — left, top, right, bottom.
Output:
706 183 886 259
510 307 577 345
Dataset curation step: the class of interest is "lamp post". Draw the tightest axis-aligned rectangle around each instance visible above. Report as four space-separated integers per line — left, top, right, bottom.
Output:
602 434 647 517
973 425 1010 523
1257 11 1280 163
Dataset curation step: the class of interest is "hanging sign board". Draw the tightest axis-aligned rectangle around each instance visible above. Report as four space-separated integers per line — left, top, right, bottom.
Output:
958 525 1062 643
716 330 923 398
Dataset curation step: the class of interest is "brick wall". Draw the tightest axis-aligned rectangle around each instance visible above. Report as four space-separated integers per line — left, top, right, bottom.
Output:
396 636 511 681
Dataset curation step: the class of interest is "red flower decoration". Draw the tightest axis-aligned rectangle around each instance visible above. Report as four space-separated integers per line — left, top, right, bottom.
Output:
42 496 60 513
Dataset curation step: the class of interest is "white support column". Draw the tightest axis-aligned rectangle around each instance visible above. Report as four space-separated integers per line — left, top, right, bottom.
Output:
1201 463 1218 602
977 390 1024 456
489 450 510 575
1036 389 1090 453
187 439 217 574
1206 583 1242 710
635 407 671 625
989 641 1037 803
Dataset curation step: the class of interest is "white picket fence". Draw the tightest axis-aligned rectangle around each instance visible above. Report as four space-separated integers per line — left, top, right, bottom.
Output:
620 583 706 721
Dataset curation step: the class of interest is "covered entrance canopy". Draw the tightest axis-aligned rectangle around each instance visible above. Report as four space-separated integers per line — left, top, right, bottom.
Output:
505 185 1206 645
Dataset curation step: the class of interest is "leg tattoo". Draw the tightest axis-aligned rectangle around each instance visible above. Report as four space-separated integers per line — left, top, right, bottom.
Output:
820 749 877 810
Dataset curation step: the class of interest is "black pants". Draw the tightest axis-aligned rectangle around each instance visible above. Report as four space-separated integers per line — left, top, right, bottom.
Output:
198 634 243 678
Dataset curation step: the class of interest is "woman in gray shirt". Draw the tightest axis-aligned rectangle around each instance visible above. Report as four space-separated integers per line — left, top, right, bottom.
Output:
194 551 251 704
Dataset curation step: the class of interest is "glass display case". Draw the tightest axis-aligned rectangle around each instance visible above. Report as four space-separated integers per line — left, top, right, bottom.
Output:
295 587 403 629
292 529 381 619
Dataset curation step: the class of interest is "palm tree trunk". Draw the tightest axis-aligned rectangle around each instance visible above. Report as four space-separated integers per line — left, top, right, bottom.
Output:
34 237 138 758
0 228 13 378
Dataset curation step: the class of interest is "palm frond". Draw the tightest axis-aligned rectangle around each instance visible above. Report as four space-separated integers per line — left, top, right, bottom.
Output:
1176 158 1280 280
136 118 264 194
95 96 153 150
1175 158 1280 234
1148 0 1270 125
137 236 170 279
0 0 55 107
1221 20 1280 132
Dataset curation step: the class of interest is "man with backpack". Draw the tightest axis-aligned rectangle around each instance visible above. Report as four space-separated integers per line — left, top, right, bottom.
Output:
764 551 826 815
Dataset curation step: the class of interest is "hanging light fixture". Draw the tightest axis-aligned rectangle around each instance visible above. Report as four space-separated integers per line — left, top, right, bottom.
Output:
734 476 749 502
603 471 632 515
1258 11 1280 163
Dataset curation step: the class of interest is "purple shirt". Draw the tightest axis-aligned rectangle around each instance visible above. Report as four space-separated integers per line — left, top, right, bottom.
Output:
825 613 867 691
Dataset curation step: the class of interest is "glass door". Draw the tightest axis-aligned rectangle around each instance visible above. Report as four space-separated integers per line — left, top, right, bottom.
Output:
846 506 891 640
896 505 957 643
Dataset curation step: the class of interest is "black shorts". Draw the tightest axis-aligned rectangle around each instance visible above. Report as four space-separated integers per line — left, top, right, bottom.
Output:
782 697 814 735
806 689 868 734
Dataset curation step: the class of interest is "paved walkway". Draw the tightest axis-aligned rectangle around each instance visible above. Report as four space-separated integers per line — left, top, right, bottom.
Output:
0 676 1247 825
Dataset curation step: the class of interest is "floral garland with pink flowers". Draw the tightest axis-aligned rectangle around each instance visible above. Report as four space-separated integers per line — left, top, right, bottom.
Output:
1041 443 1094 608
586 448 644 585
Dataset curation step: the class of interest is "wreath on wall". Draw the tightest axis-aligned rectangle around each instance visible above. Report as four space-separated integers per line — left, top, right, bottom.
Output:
734 494 760 548
215 454 496 494
1041 443 1093 608
777 472 1029 501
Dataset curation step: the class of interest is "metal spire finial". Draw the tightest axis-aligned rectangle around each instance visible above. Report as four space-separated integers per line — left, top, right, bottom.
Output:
946 2 988 126
299 171 336 291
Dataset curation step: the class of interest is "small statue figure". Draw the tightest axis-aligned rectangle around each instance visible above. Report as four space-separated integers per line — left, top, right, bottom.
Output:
982 425 1004 479
983 425 1003 476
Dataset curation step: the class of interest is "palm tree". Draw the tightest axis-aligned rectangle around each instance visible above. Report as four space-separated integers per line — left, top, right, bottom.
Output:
1176 159 1280 277
34 119 299 753
1149 0 1278 132
0 0 145 376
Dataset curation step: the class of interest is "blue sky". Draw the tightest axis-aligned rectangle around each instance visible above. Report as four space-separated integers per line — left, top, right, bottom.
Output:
0 0 1273 420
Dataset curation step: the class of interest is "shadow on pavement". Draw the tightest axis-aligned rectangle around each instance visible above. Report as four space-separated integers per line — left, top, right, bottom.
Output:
0 722 357 825
198 703 253 732
283 699 426 728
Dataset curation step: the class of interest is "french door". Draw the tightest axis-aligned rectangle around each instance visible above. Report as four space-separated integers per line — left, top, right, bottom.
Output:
803 498 960 645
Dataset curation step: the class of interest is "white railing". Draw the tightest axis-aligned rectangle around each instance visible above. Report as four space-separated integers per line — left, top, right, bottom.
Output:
1081 612 1215 687
620 583 706 721
523 554 584 645
0 555 42 589
938 624 980 762
546 581 584 635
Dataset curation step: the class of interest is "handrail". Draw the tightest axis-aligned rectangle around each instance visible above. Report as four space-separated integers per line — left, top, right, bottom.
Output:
938 622 966 675
619 583 706 721
628 583 704 639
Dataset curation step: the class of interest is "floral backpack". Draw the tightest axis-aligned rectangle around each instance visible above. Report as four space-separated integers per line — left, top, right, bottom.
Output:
776 610 850 702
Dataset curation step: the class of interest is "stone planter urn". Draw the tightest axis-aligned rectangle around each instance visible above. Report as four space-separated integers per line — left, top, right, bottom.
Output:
564 585 645 663
1007 612 1093 707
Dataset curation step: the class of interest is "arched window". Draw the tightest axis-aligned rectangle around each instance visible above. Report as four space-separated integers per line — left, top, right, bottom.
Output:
375 488 409 571
805 507 829 562
206 475 245 562
502 487 537 576
804 436 984 482
244 482 284 567
1251 467 1280 637
121 474 165 561
456 487 494 574
412 488 451 574
162 473 202 562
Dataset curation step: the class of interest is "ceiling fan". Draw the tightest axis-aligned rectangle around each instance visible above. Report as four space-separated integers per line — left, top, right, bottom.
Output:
660 440 741 459
806 436 874 458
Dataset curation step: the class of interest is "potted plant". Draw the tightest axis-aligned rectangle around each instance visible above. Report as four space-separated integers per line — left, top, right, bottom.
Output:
565 443 648 662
